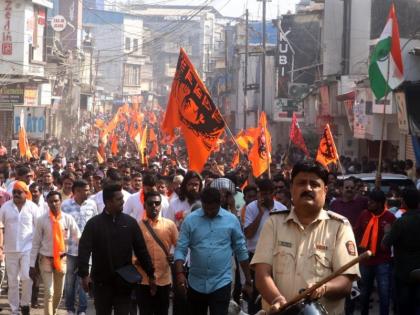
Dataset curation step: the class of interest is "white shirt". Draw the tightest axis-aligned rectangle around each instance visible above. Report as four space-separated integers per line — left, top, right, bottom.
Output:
33 196 49 216
0 200 41 253
164 195 193 228
30 211 80 267
244 200 288 253
90 189 131 212
123 191 169 221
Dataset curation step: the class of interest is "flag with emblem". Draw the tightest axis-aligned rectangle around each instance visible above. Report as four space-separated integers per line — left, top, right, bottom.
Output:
162 48 225 172
248 112 272 177
368 3 404 100
316 124 339 168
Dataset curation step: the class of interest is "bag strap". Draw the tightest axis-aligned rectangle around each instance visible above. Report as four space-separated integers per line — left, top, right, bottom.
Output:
143 220 170 259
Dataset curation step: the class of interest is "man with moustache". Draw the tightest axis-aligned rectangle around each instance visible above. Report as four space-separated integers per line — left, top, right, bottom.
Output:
165 171 203 228
252 161 360 315
0 181 39 315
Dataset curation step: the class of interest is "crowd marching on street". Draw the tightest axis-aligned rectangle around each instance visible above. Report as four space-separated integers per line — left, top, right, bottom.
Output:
0 4 419 315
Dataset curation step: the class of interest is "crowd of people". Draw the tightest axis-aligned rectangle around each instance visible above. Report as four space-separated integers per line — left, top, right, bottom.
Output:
0 133 419 315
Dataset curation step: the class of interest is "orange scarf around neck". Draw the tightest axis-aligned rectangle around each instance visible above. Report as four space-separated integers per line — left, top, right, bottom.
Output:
49 211 65 272
360 209 386 256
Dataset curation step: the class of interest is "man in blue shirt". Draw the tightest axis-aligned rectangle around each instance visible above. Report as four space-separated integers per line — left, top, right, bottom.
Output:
174 187 252 315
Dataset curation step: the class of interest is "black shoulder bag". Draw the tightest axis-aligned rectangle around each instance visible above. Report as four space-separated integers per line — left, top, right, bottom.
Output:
143 220 176 281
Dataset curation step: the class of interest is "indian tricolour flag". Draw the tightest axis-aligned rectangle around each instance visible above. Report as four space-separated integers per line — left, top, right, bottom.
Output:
368 3 404 100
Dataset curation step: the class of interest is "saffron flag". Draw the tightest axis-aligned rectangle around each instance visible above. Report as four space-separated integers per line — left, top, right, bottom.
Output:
248 112 272 177
139 126 148 165
235 130 255 152
369 3 404 100
316 124 339 168
231 150 240 168
18 110 32 159
162 48 225 172
110 134 119 156
289 113 309 157
149 128 159 158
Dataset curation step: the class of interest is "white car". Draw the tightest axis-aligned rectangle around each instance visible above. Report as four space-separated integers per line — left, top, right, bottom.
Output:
338 173 415 193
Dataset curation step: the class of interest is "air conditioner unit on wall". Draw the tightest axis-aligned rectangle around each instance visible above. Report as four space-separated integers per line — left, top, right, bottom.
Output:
288 83 309 99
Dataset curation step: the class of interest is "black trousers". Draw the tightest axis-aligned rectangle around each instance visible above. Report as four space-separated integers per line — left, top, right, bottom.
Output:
395 279 420 315
188 283 231 315
93 282 132 315
136 284 171 315
248 252 261 315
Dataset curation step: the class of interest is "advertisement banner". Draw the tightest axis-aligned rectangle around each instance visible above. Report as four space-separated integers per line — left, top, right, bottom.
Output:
395 91 409 135
354 89 373 139
0 84 24 104
13 106 46 139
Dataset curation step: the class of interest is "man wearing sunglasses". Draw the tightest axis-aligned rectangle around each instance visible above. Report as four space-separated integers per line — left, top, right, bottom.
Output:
135 191 178 315
0 181 40 315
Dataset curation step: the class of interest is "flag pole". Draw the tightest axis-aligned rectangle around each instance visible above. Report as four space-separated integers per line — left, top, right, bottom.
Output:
375 57 391 190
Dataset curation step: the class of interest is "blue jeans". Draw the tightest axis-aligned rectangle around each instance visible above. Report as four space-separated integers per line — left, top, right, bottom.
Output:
65 255 87 313
360 263 391 315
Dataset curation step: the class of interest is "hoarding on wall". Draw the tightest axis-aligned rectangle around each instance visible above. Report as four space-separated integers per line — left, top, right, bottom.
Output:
24 85 38 106
354 89 373 139
395 91 409 134
273 98 303 122
14 106 46 139
0 84 24 104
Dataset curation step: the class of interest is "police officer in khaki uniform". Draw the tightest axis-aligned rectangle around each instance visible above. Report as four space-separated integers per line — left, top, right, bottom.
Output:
251 161 360 315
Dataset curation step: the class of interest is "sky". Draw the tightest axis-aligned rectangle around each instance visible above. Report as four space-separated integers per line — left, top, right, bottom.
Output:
128 0 300 20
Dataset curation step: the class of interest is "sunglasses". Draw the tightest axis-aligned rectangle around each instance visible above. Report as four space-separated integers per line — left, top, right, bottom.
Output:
147 201 161 206
12 190 24 195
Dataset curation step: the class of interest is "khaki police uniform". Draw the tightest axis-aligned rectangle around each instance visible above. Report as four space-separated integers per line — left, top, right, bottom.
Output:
251 209 360 315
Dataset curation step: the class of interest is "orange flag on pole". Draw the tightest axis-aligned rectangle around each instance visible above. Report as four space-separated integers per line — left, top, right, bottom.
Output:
161 48 225 172
139 126 148 165
231 150 240 168
110 134 119 156
248 112 272 177
316 124 339 168
18 110 32 159
149 128 159 158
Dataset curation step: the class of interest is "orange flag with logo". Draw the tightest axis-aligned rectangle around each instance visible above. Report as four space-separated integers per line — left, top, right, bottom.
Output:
248 112 272 177
162 48 225 172
316 124 339 168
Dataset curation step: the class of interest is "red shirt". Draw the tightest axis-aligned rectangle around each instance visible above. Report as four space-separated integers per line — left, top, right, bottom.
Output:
355 209 396 265
330 196 368 229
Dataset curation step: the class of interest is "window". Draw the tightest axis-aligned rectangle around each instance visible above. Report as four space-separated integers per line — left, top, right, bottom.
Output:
125 37 131 51
124 64 141 86
133 39 138 52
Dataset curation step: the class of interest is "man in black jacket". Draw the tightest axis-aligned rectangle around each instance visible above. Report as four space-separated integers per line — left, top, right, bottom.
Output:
78 182 156 315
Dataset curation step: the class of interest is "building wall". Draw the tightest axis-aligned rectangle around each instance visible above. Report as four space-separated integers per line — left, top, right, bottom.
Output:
349 0 371 75
322 0 343 77
90 23 124 95
0 0 49 77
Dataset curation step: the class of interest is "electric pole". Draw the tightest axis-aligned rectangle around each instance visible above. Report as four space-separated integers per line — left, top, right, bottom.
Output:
261 0 267 113
225 28 228 93
244 9 249 129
